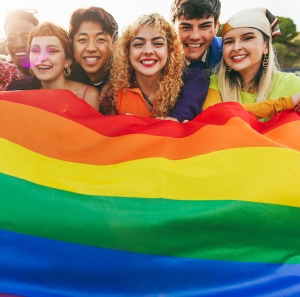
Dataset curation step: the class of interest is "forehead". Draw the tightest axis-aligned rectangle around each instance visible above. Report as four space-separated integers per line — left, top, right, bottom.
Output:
223 27 261 39
76 21 104 34
133 24 165 38
31 36 63 47
176 16 214 26
5 19 35 35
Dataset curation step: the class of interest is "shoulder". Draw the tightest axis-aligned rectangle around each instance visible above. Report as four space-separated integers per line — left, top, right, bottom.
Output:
273 70 300 91
81 84 100 111
273 70 300 83
270 70 300 97
208 74 220 90
182 67 210 82
6 75 41 91
211 36 223 49
0 60 24 77
85 85 100 97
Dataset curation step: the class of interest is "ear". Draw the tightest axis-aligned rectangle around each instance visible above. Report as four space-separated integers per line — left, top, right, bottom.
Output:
213 20 220 36
263 41 269 55
4 39 9 54
65 58 72 69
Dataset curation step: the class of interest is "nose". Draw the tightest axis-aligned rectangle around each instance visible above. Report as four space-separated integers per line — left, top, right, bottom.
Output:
86 40 96 52
143 42 154 55
190 27 201 40
233 41 242 51
33 50 49 65
14 36 26 47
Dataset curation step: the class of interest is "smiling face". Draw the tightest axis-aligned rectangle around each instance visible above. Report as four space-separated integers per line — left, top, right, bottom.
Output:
73 21 113 83
130 25 168 81
223 27 269 82
175 16 219 63
5 19 35 73
30 36 70 84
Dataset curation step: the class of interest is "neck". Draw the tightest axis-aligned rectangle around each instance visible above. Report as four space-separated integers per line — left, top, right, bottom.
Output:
239 66 261 89
87 67 109 85
134 72 160 97
41 76 68 90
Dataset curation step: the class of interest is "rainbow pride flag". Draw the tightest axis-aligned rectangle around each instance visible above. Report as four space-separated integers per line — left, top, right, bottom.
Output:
0 89 300 297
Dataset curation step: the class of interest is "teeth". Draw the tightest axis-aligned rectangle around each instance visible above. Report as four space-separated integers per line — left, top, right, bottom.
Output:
187 44 201 48
142 60 155 65
85 57 99 62
38 66 50 69
232 55 247 60
15 52 27 56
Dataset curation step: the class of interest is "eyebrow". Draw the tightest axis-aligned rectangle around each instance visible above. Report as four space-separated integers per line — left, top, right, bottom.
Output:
30 44 60 48
76 31 107 37
179 21 213 26
132 36 165 42
223 31 256 42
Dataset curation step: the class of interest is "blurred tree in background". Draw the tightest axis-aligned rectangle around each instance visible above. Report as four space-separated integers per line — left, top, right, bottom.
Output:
275 17 297 44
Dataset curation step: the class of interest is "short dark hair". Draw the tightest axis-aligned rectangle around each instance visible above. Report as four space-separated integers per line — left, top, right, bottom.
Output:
69 7 118 43
4 10 39 32
170 0 221 25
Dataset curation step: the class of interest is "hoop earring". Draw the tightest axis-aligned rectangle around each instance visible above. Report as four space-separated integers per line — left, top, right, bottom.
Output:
64 66 71 77
262 54 268 68
226 66 232 78
29 67 34 75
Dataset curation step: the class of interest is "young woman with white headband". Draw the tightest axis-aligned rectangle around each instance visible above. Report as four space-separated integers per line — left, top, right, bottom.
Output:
202 7 300 119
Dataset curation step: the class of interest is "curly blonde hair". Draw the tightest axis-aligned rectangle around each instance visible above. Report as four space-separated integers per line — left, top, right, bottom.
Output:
100 13 184 117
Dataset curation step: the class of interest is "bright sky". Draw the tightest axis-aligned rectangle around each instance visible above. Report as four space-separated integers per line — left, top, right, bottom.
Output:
0 0 299 39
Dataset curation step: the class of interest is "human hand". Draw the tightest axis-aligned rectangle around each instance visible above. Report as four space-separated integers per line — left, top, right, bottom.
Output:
156 116 179 122
292 93 300 107
294 103 300 112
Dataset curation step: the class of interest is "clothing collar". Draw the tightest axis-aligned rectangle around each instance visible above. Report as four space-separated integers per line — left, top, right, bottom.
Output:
185 48 209 67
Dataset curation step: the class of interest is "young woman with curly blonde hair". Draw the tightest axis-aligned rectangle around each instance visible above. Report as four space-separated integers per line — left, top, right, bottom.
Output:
100 13 210 120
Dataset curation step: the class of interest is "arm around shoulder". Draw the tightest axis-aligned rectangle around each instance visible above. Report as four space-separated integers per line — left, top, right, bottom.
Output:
242 96 294 119
169 68 210 122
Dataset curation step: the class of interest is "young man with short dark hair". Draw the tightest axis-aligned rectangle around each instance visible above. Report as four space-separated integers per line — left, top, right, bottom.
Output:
170 0 222 72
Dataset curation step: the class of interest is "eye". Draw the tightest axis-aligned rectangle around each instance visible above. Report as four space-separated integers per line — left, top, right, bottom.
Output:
223 40 233 45
179 25 191 30
96 38 106 43
77 38 87 43
30 48 40 53
244 36 254 41
153 42 164 47
200 24 212 30
48 49 60 54
132 43 144 48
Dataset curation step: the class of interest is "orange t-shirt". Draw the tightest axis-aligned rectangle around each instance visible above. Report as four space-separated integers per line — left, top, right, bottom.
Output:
116 88 155 117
